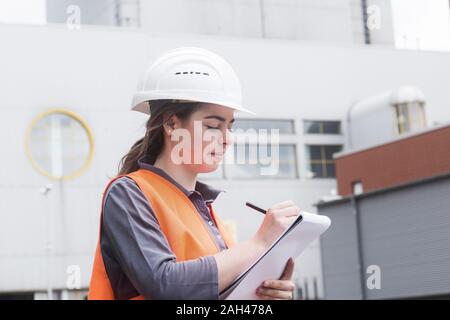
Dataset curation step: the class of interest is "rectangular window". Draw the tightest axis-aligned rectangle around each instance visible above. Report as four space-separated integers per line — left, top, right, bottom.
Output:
233 119 295 134
394 102 426 134
306 145 342 178
303 120 341 134
226 144 298 179
224 118 298 179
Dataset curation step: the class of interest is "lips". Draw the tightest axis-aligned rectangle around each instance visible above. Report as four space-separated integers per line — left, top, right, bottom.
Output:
210 152 224 158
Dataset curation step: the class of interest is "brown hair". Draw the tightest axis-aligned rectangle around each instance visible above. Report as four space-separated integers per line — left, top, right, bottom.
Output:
118 100 202 175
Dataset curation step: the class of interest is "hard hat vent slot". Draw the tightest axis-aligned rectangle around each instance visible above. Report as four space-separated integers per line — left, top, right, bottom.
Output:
175 72 210 76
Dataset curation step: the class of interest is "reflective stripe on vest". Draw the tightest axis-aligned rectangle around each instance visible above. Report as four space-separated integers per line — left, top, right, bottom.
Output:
88 169 235 300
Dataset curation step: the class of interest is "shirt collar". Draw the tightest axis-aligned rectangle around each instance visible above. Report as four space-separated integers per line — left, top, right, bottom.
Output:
137 156 224 203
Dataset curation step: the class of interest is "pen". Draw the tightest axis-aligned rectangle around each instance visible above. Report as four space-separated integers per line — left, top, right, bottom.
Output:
245 202 267 214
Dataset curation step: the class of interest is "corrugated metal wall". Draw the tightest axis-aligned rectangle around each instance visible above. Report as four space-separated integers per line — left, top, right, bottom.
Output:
319 175 450 299
319 202 363 299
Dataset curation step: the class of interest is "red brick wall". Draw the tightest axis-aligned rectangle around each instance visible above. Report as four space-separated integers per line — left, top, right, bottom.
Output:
336 125 450 196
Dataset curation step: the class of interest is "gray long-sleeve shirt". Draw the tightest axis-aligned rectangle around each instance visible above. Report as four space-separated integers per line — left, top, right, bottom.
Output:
100 157 228 300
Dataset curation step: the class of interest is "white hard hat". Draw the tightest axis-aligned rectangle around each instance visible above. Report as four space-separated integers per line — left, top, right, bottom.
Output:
131 47 254 115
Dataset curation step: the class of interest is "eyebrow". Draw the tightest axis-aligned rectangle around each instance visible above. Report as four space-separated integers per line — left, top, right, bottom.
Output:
203 115 235 123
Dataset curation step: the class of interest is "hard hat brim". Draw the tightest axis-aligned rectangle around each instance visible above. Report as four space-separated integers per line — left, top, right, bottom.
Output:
131 92 255 115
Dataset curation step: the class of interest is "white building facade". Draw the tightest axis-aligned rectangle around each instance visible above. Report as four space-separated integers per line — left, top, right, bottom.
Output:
0 1 449 300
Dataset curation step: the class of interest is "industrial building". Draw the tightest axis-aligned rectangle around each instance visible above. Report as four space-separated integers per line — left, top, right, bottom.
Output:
318 110 450 299
0 0 449 299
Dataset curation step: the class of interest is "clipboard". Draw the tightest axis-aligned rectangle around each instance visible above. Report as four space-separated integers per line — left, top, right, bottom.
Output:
219 212 331 300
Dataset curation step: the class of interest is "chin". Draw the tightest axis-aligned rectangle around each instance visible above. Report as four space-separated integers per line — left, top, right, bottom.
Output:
189 162 221 174
202 163 221 173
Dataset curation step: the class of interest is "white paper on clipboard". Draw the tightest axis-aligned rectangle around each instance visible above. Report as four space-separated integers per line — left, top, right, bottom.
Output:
219 212 331 300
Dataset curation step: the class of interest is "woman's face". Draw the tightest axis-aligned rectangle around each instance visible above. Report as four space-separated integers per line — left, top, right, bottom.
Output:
167 103 235 174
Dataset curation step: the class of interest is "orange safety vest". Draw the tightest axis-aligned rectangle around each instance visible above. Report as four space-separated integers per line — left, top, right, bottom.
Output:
88 168 236 300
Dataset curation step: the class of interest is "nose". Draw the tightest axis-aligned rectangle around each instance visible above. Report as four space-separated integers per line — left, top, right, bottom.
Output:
215 127 232 151
223 128 233 148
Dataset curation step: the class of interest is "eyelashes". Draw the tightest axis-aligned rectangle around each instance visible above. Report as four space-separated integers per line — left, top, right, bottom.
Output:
204 125 234 132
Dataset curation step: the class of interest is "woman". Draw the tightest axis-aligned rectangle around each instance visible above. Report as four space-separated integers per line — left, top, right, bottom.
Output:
88 47 301 300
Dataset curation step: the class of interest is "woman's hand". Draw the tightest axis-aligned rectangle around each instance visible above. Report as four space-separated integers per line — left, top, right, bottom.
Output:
215 200 300 294
256 258 295 300
253 200 301 249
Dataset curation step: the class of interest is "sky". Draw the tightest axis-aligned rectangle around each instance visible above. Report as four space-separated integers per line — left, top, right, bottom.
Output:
391 0 450 51
0 0 449 51
0 0 47 24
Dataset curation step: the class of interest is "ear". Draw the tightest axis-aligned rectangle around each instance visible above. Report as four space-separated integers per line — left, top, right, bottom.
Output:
163 114 179 135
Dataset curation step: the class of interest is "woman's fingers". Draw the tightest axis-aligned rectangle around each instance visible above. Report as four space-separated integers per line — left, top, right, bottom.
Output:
271 200 295 210
281 216 299 229
280 257 295 280
256 283 294 300
272 206 301 218
255 293 282 300
254 200 302 249
262 279 295 291
256 262 296 300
